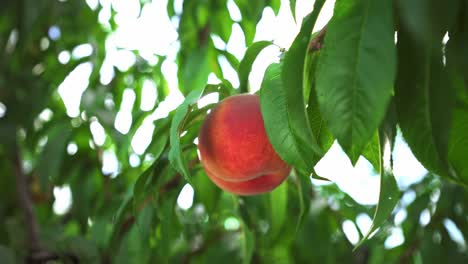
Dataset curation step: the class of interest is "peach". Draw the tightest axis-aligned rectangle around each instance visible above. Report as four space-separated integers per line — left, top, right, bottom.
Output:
198 94 291 195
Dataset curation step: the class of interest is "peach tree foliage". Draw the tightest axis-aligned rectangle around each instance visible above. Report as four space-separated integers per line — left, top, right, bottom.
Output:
0 0 467 263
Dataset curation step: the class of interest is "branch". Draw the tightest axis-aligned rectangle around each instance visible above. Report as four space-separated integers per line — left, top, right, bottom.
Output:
13 144 42 254
308 26 327 52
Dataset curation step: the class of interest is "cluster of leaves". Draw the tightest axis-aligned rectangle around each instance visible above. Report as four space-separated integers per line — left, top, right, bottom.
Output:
259 0 468 250
0 0 467 263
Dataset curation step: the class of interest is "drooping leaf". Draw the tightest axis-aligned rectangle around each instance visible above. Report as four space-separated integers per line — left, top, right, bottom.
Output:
299 0 326 103
361 132 380 171
240 20 256 46
290 0 297 22
269 0 282 16
212 8 234 43
397 0 460 50
169 87 206 183
238 40 273 93
304 50 334 157
260 64 316 173
363 100 398 171
179 47 211 95
260 8 325 174
354 129 400 249
316 0 396 163
395 28 454 179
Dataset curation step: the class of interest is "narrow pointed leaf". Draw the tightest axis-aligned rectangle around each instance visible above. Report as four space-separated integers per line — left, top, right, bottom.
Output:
316 0 396 163
395 29 454 178
258 5 327 173
169 88 206 182
260 64 315 173
354 129 400 249
304 50 334 156
290 0 297 22
361 132 380 171
238 40 273 93
179 47 211 95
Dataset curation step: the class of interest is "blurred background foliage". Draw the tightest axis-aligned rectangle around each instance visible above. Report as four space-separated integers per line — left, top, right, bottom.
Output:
0 0 467 263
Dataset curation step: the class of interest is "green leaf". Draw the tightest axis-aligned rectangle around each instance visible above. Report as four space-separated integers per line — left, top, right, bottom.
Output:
169 88 206 183
448 108 468 185
0 245 15 264
241 222 255 264
167 0 175 17
354 131 400 249
238 40 273 93
36 122 72 190
304 50 334 157
260 64 317 173
218 48 241 71
446 4 468 102
260 9 326 173
361 132 380 171
212 8 233 43
132 162 157 211
112 188 134 240
269 180 288 240
269 0 282 15
146 118 170 157
295 170 313 232
363 101 397 171
290 0 296 22
395 27 454 179
135 204 155 244
156 195 180 261
397 0 460 49
316 0 396 163
179 47 211 95
192 169 221 213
